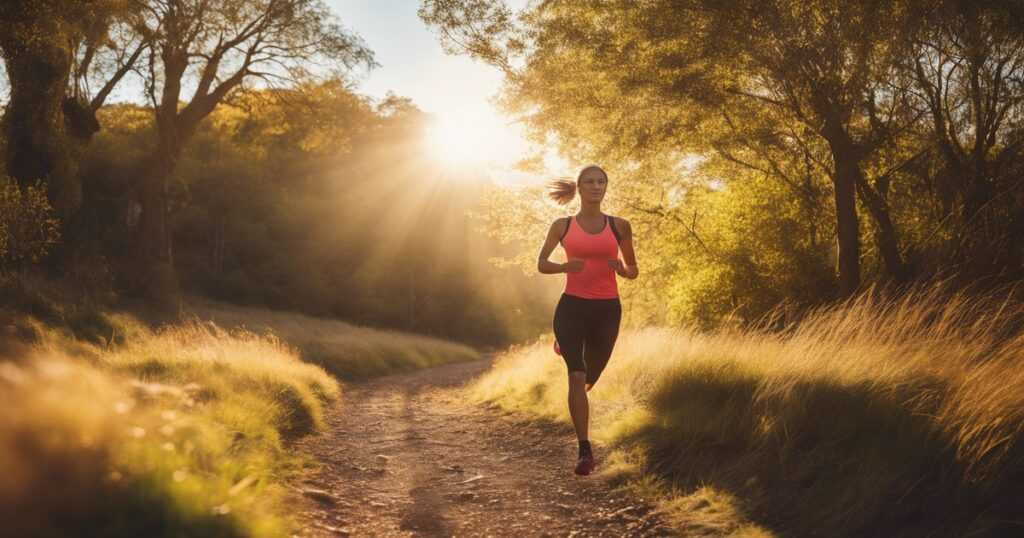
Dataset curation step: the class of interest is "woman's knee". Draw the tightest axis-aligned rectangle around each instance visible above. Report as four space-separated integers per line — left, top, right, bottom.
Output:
568 370 587 385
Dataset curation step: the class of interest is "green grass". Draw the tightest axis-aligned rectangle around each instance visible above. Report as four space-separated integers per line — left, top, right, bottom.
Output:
469 284 1024 537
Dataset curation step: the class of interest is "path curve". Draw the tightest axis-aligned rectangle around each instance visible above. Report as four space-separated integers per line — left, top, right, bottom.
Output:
291 356 676 537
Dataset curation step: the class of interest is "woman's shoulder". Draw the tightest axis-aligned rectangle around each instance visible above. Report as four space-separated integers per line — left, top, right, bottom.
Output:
608 215 632 239
547 216 573 238
548 215 572 228
608 215 631 228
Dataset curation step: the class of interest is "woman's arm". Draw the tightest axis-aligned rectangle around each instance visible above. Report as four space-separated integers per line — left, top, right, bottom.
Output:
538 218 580 274
614 218 639 279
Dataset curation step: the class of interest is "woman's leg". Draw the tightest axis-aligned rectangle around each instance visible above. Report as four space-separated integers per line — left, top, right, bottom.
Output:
553 294 589 443
582 298 622 390
568 370 589 443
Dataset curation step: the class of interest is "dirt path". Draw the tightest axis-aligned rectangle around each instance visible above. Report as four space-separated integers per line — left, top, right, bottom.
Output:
290 356 676 537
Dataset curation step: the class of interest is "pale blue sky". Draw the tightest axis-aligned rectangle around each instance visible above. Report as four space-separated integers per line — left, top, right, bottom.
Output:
329 0 504 113
328 1 550 179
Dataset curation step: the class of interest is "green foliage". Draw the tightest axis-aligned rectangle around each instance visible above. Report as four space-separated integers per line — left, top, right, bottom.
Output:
0 176 60 270
661 161 837 328
422 0 1024 326
79 83 553 345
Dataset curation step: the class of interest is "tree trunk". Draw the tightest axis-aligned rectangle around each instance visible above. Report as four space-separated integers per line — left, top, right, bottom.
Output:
832 160 861 297
818 114 863 297
0 40 81 218
856 176 910 283
132 144 179 310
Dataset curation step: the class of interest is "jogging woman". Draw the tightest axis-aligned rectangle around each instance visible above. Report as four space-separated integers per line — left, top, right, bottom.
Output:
536 164 639 476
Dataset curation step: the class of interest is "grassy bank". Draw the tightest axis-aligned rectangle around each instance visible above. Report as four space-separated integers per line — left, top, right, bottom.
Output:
1 316 338 537
470 285 1024 537
183 296 481 380
0 278 483 536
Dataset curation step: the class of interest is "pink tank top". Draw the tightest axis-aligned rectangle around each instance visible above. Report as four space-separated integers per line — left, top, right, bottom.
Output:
560 215 620 299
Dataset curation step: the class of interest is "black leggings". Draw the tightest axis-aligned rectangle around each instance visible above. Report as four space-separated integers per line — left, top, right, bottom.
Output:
552 293 622 386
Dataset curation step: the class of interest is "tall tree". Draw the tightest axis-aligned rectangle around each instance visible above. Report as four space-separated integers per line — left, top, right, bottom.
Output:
126 0 375 305
904 0 1024 277
421 0 919 295
0 0 139 218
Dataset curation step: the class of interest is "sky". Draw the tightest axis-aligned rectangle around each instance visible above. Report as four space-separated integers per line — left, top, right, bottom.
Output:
328 0 551 184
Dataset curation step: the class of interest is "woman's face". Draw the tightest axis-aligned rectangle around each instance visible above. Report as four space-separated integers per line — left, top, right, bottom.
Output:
577 168 608 204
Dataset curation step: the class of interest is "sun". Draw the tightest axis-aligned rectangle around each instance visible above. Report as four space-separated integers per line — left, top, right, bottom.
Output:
425 113 495 167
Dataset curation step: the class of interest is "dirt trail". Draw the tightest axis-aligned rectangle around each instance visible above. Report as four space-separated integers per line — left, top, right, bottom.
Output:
290 356 676 537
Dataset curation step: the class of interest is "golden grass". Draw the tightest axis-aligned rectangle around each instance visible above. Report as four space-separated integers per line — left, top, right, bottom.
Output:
0 282 485 537
470 283 1024 537
1 316 339 537
183 296 481 379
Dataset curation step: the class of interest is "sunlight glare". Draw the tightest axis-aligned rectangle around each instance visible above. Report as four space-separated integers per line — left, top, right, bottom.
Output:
426 107 517 169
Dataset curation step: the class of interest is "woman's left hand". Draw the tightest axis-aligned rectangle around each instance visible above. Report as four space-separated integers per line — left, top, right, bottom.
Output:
610 258 634 278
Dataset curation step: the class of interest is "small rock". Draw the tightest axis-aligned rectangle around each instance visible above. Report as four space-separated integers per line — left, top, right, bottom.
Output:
459 474 484 484
374 454 390 464
302 488 337 505
608 506 640 520
314 522 349 536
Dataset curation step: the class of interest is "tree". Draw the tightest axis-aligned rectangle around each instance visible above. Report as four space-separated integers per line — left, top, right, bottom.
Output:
421 0 923 295
904 0 1024 278
0 0 141 218
125 0 375 305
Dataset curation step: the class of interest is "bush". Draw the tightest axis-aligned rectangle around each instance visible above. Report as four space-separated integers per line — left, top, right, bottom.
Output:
0 176 61 272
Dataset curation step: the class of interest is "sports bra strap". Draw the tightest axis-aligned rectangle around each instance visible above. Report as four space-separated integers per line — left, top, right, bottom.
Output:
559 215 622 244
607 215 622 244
558 216 571 242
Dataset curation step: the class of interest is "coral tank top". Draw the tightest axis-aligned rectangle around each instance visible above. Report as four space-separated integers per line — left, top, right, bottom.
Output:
560 215 620 299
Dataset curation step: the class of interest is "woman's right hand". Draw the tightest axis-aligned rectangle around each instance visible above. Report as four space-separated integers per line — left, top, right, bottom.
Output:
562 259 585 273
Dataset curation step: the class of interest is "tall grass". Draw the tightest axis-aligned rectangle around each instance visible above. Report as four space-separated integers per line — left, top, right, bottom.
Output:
0 276 483 537
471 284 1024 537
1 317 338 537
183 296 481 379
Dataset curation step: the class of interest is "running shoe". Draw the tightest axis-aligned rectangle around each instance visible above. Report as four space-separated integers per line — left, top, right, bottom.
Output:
574 452 596 476
553 339 562 356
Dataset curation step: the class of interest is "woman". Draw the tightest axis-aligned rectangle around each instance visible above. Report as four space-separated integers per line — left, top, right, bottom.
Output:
536 164 639 476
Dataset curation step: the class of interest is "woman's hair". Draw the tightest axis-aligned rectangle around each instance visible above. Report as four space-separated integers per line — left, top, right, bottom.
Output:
546 164 608 205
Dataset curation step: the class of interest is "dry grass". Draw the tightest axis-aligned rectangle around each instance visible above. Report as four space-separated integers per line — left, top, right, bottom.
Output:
470 283 1024 537
0 280 483 537
183 296 481 380
1 317 339 537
